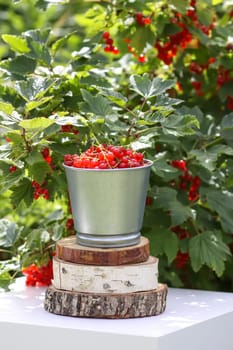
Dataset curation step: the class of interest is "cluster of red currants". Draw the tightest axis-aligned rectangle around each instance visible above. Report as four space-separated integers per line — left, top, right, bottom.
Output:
175 251 190 269
216 67 233 111
191 81 204 97
61 125 79 134
22 260 53 286
102 11 152 63
171 160 201 202
186 0 215 35
9 165 17 173
155 18 192 65
66 217 74 232
102 31 120 55
189 57 216 76
32 180 49 200
172 225 190 269
64 144 145 169
41 147 52 166
190 59 216 93
135 12 151 26
155 0 215 66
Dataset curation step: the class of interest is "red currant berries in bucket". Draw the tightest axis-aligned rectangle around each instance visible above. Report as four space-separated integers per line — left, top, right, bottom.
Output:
64 144 145 169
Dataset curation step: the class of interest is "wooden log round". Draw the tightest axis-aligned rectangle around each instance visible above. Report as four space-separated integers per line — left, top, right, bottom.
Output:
44 283 168 319
56 235 150 266
53 256 158 294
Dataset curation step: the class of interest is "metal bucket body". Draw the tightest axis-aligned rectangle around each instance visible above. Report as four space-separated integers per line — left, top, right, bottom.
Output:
64 160 152 248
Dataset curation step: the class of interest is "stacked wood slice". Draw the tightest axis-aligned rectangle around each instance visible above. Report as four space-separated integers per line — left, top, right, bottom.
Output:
44 236 168 319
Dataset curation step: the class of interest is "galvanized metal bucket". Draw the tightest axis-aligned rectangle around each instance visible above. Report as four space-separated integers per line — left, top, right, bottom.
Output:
64 160 153 248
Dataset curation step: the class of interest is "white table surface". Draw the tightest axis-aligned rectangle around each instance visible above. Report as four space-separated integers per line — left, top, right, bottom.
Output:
0 278 233 350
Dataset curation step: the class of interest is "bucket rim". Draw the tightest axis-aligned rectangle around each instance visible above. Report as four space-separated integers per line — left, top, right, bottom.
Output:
63 159 153 172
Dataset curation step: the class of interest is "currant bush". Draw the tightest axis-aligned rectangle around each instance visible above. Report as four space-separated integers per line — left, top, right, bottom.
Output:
0 0 233 292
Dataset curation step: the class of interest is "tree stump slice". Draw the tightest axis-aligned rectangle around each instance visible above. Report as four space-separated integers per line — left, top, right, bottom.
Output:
56 235 150 266
53 256 158 294
44 283 167 319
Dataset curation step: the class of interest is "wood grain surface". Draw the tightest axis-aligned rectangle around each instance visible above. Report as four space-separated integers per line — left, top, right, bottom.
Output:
56 235 150 265
44 283 168 319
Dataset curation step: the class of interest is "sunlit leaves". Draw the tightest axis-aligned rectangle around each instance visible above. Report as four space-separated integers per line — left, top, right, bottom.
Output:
0 56 36 76
19 117 54 131
191 145 233 171
162 114 199 136
0 101 14 115
0 218 22 247
2 34 30 53
15 77 56 101
129 74 176 99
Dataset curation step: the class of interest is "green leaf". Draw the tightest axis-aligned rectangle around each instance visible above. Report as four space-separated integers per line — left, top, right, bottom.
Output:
25 96 54 112
26 38 51 65
202 189 233 232
0 111 22 125
163 231 179 263
0 218 21 247
145 229 179 263
10 178 33 207
189 231 231 276
0 168 23 193
219 82 233 102
0 270 13 291
130 26 154 53
4 131 23 145
15 77 56 101
156 94 183 108
131 139 154 151
19 117 54 132
2 34 30 53
129 74 175 99
54 114 88 128
23 28 50 44
80 90 114 117
0 144 11 160
46 209 64 224
0 56 36 76
212 0 223 5
162 114 199 136
40 230 50 243
26 150 44 165
51 31 77 55
97 88 127 107
154 187 193 225
28 161 51 184
0 101 14 115
152 158 178 181
190 145 233 171
188 26 209 45
220 113 233 141
168 0 189 14
52 223 64 241
23 29 51 64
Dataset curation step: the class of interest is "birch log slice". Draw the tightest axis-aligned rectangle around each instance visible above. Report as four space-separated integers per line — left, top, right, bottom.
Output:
56 236 150 265
44 283 168 319
53 256 158 294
